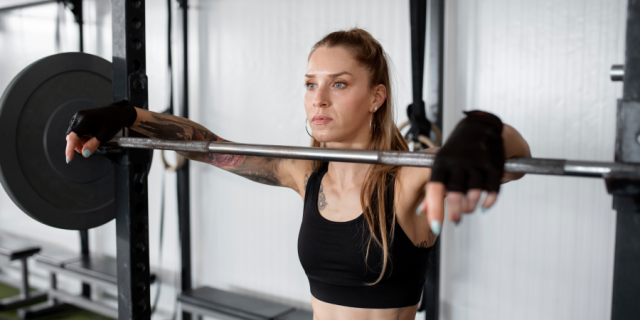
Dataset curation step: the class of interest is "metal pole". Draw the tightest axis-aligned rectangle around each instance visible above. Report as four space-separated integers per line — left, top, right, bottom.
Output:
0 0 56 12
112 0 152 319
79 230 90 298
423 1 444 318
176 2 193 320
20 258 30 298
428 0 445 133
407 0 432 149
106 137 640 179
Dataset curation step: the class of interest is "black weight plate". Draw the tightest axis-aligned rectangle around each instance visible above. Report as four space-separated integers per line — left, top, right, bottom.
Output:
0 53 115 230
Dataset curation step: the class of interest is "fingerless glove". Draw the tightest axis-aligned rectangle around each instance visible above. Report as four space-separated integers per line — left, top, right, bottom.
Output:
430 110 505 192
66 100 137 143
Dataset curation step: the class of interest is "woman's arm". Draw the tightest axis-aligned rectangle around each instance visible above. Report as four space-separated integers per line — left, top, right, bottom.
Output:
402 122 530 191
131 108 308 191
401 121 530 235
501 123 531 183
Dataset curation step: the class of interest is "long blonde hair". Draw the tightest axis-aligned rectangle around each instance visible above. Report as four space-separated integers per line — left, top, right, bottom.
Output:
309 28 409 284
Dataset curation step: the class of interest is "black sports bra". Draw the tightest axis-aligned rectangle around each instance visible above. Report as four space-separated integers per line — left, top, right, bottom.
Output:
297 163 432 309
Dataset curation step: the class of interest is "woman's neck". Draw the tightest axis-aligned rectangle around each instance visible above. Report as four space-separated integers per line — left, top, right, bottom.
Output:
324 137 372 190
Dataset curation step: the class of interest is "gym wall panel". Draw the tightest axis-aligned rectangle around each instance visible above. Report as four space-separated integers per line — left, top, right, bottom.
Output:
187 0 416 311
440 0 625 319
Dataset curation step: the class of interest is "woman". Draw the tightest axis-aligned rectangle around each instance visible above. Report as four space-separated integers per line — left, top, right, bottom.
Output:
65 28 530 320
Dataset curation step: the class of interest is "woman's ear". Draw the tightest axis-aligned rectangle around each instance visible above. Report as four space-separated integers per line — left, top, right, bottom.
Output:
371 84 387 111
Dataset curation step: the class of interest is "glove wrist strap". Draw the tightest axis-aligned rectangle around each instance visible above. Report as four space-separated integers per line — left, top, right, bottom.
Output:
463 110 503 133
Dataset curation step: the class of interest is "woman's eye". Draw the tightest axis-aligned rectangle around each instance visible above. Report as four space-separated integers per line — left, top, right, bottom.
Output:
306 83 317 90
334 82 346 89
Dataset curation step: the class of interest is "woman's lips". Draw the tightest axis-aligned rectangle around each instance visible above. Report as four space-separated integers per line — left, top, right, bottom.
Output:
311 115 333 125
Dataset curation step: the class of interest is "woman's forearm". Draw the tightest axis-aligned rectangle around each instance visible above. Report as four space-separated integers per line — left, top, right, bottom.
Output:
131 107 222 142
130 107 245 168
130 108 287 187
502 124 530 159
501 124 530 181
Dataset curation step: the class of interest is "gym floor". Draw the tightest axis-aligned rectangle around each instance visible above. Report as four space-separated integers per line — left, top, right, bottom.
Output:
0 282 113 320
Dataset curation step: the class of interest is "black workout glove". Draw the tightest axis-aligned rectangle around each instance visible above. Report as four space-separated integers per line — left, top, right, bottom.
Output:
430 110 505 193
66 100 137 143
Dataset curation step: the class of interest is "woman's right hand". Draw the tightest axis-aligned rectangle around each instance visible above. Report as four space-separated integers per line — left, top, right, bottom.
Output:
64 100 138 163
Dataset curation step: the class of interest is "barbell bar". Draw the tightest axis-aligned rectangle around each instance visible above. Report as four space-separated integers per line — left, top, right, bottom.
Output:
108 137 640 179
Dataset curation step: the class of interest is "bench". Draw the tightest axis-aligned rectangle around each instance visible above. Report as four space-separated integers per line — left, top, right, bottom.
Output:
178 286 312 320
0 235 47 310
19 252 155 319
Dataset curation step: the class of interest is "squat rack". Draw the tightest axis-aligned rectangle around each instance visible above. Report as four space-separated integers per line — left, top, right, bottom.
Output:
113 0 640 317
1 1 639 319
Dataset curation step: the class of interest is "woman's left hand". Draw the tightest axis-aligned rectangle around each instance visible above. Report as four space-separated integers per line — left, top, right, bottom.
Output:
417 111 506 235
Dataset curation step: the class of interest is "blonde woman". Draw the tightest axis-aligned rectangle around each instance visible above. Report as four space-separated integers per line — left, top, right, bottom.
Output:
65 28 530 320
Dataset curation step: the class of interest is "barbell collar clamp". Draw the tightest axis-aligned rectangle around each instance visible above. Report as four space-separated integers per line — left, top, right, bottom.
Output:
611 64 624 82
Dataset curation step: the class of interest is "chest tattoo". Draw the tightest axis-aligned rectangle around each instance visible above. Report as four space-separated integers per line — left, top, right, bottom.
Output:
417 240 430 248
318 183 328 210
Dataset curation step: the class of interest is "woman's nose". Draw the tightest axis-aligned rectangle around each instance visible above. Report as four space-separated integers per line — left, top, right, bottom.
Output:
312 85 330 108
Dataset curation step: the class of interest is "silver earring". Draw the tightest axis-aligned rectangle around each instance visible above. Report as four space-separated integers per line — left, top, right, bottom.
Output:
305 118 314 138
370 113 375 136
370 107 378 135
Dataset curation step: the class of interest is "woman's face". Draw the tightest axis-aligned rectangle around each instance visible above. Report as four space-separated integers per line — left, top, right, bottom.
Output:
304 46 385 146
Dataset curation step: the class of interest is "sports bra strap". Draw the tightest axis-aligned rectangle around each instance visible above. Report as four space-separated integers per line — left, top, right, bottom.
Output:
303 163 328 205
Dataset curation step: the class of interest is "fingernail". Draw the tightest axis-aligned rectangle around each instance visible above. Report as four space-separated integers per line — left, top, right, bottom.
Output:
66 156 69 164
430 220 441 236
454 221 460 226
481 207 488 213
83 149 91 158
416 203 424 216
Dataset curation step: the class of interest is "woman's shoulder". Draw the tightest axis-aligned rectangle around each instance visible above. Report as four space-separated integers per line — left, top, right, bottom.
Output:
394 147 438 184
282 159 316 197
393 149 437 232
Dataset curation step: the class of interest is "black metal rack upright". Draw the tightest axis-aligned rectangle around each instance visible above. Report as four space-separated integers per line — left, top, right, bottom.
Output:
112 0 152 319
609 1 640 319
175 1 193 320
408 1 444 319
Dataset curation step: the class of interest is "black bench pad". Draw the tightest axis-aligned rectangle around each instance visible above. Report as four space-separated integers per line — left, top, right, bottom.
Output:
178 286 295 320
64 256 118 285
0 236 40 261
35 248 83 266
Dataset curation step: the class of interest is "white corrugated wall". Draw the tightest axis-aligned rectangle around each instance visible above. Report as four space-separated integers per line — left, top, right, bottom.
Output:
0 0 627 319
186 0 415 312
440 0 625 319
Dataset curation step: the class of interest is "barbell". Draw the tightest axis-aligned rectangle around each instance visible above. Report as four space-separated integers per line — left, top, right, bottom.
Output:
110 137 640 178
1 52 639 231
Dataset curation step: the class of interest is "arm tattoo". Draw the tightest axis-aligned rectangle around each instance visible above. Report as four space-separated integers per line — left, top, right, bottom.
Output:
303 173 309 190
140 114 247 168
138 120 188 139
136 111 287 186
417 241 430 248
203 152 246 168
318 184 328 210
136 113 197 140
192 128 248 168
235 171 280 186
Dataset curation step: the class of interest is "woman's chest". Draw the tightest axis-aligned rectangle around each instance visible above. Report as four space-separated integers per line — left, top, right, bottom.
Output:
317 181 364 222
